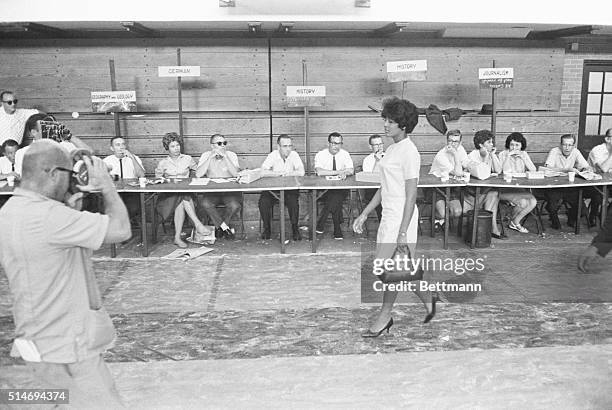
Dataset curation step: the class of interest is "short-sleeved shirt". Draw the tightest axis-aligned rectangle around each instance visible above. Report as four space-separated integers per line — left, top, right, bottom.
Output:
0 108 39 145
467 149 499 171
197 150 240 178
499 150 536 174
545 147 589 170
156 154 196 178
261 150 304 176
103 154 144 179
0 156 15 174
314 148 353 172
362 152 383 173
0 188 112 363
429 145 468 177
588 143 612 172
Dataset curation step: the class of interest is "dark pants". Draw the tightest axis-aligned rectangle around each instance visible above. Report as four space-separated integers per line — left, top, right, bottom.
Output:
364 189 382 221
316 190 348 233
121 193 141 223
199 193 242 227
259 190 300 233
593 204 612 257
545 187 602 223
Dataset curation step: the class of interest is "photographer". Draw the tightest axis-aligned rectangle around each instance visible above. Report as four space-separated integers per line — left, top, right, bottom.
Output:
0 140 130 407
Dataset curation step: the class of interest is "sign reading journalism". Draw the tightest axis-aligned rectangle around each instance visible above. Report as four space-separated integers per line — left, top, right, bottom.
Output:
478 67 514 89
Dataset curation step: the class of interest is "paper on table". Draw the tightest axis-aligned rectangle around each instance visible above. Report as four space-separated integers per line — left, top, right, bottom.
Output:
189 178 210 186
162 246 214 261
0 181 7 188
210 178 230 183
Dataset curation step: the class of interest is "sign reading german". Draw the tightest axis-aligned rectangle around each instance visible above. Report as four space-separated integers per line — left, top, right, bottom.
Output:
386 60 427 82
286 86 326 107
479 67 514 89
158 66 201 77
91 91 136 113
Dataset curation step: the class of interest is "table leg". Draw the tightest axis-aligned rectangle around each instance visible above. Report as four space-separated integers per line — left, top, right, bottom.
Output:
458 189 464 238
280 190 286 254
430 189 436 238
470 187 480 249
601 185 608 230
311 189 317 253
576 188 583 235
140 192 149 257
444 187 450 250
110 243 117 258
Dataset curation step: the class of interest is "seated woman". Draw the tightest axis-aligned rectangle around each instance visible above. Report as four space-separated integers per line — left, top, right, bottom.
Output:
498 132 537 234
155 132 209 248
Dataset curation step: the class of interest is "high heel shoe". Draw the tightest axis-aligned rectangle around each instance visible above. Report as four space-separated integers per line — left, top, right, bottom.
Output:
361 318 393 338
423 293 440 324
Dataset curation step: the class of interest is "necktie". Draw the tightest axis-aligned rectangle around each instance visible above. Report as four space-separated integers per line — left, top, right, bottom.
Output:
119 158 124 179
11 163 14 172
332 155 336 171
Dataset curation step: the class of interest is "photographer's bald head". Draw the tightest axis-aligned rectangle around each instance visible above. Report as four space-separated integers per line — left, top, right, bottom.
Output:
20 140 73 201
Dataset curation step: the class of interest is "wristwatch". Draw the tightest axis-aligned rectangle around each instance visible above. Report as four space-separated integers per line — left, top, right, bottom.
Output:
399 232 407 236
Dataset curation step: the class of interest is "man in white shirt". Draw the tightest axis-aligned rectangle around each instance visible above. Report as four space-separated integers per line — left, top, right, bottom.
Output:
361 134 384 221
314 132 354 239
0 91 39 145
545 134 595 229
584 128 612 227
103 136 145 222
196 133 241 239
0 139 19 180
258 134 305 240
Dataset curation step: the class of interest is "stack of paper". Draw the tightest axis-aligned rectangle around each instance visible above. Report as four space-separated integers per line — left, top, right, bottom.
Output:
189 178 210 186
162 246 214 261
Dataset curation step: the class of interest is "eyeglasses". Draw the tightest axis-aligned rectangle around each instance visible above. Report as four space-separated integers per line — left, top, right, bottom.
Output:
561 143 574 148
370 143 384 147
329 141 343 146
214 141 227 146
48 166 77 178
2 99 18 105
280 144 293 148
447 139 461 144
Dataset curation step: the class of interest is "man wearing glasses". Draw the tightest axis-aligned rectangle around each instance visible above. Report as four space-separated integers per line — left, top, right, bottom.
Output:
0 90 40 145
196 133 241 239
361 134 385 221
314 132 354 239
0 140 130 407
258 134 305 240
544 134 594 229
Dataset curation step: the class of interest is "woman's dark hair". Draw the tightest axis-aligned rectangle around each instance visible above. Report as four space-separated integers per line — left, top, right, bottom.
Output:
473 129 495 149
162 132 183 151
505 132 527 151
381 97 419 133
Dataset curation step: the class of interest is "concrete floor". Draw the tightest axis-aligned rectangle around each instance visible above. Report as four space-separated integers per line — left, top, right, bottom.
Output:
1 218 611 409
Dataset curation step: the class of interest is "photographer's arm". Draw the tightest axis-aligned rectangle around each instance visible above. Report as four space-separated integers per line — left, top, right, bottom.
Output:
68 136 93 152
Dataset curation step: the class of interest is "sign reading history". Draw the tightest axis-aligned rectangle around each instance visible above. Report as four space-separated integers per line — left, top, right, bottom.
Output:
158 66 201 77
386 60 427 82
478 67 514 89
91 91 136 112
286 86 326 107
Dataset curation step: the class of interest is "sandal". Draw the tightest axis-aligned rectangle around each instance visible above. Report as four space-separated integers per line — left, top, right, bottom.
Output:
508 221 529 234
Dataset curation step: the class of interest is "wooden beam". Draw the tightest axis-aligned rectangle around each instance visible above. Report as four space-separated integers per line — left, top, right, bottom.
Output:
527 25 595 40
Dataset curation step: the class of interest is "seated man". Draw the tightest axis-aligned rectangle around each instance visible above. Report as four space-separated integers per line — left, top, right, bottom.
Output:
103 136 145 223
429 129 469 230
361 134 384 221
466 129 504 239
314 132 354 240
586 128 612 227
0 139 19 180
258 134 305 241
196 133 241 239
544 133 593 229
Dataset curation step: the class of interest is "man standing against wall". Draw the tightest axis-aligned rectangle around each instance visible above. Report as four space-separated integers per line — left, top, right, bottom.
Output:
0 90 40 145
361 134 384 221
0 140 131 407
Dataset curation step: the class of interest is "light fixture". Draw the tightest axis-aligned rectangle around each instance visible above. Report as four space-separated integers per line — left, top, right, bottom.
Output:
375 22 410 35
248 22 262 34
219 0 235 6
277 22 294 33
120 21 160 37
355 0 371 7
22 22 68 37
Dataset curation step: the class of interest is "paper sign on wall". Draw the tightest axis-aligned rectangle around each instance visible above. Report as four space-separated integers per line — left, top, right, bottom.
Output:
286 86 326 107
479 68 514 89
386 60 427 82
158 66 201 77
91 91 136 112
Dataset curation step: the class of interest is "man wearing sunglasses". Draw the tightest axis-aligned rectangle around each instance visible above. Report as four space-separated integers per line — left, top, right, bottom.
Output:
0 90 40 145
0 140 130 407
196 133 242 239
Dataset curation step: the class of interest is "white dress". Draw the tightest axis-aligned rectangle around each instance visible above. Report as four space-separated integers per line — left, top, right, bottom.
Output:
376 137 420 255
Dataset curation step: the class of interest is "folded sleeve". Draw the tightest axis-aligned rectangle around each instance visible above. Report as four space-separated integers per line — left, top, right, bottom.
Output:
45 205 109 250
